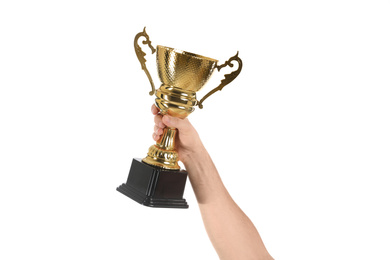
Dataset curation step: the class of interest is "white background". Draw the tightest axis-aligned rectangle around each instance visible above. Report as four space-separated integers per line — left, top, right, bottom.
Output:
0 0 389 259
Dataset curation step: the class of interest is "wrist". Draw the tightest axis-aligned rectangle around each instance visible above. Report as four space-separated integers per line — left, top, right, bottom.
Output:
179 140 207 166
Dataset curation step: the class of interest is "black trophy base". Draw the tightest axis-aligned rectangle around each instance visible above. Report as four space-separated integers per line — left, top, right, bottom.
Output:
117 158 189 208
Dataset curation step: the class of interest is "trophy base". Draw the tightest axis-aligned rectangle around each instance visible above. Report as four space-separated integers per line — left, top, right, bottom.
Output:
117 158 189 208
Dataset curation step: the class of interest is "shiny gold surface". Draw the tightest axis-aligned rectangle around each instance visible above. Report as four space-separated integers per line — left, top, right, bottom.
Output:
198 52 243 109
134 27 156 95
155 85 197 119
134 28 243 170
157 46 217 92
142 127 180 170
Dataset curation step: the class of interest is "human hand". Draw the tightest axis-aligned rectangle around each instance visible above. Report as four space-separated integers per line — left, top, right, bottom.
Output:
151 104 203 165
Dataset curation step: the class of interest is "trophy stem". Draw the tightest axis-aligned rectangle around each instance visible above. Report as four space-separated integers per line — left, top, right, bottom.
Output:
142 127 180 170
156 127 177 150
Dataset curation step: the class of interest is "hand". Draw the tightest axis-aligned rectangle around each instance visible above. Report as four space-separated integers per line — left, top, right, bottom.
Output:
151 104 203 165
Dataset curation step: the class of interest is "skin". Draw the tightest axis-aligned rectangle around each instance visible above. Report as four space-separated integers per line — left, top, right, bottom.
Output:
151 105 273 260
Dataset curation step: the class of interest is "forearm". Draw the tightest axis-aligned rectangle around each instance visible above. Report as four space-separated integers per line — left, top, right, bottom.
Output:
182 143 225 204
183 145 273 260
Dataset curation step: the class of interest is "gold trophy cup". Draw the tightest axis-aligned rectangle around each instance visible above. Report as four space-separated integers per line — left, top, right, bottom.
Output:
117 28 242 208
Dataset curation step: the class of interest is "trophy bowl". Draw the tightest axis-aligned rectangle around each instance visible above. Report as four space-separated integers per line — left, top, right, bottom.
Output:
157 46 218 92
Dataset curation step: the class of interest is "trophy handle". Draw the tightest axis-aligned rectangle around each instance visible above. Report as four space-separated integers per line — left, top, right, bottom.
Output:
134 27 156 96
198 52 243 109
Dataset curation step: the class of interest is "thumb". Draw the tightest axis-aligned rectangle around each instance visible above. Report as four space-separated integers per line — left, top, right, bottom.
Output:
162 115 188 131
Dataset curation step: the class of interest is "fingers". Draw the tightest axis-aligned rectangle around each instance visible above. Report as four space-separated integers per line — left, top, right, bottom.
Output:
162 115 190 132
154 114 165 128
154 125 164 135
153 124 164 141
151 104 160 115
153 112 165 141
151 104 194 142
152 132 160 141
151 104 165 141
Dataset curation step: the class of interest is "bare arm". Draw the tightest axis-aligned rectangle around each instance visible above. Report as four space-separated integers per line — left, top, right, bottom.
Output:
152 105 273 260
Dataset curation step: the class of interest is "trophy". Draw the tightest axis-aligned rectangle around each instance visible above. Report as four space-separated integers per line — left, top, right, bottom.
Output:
117 28 242 208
